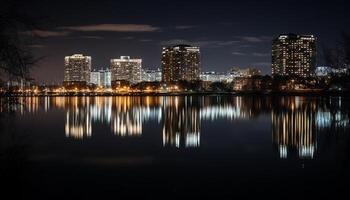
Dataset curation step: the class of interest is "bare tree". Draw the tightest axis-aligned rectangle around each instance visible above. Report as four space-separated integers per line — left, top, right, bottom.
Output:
0 0 38 83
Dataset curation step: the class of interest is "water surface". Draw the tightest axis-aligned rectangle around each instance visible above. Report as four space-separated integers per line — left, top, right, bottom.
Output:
1 96 349 199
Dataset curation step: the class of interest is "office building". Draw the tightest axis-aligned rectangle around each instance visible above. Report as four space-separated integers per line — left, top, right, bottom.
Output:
110 56 142 85
272 34 316 78
230 67 261 78
142 68 162 82
90 68 111 87
315 66 348 77
200 71 231 82
161 45 200 82
90 70 100 85
63 54 91 86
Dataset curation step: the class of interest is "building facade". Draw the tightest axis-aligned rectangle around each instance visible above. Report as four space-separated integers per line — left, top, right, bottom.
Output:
142 68 162 82
272 34 316 78
64 54 91 86
110 56 142 85
90 68 111 87
230 67 261 78
200 68 262 83
200 72 231 82
161 45 200 82
90 70 100 86
315 66 348 77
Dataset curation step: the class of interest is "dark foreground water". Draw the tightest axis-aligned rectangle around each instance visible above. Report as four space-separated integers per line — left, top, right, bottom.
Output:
1 96 350 199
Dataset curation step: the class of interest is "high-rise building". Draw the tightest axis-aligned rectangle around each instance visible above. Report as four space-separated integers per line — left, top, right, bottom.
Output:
142 68 162 82
100 69 111 87
110 56 142 85
64 54 91 86
161 45 200 82
90 68 111 87
272 34 316 78
90 69 100 86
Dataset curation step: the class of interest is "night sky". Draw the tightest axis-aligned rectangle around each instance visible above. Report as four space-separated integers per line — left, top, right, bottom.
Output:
20 0 350 84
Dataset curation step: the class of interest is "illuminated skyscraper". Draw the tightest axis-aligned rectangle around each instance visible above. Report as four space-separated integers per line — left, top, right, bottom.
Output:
110 56 142 85
100 69 111 87
90 68 111 87
64 54 91 86
161 45 200 82
90 69 100 86
142 68 162 82
272 34 316 78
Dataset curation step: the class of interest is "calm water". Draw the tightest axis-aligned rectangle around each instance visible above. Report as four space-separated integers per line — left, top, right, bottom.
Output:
1 95 350 199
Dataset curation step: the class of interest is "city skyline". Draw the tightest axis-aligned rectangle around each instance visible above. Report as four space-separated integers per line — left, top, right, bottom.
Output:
62 33 318 87
2 1 350 198
18 0 349 83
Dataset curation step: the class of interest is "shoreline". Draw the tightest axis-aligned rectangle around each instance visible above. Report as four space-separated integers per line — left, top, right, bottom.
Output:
1 91 349 97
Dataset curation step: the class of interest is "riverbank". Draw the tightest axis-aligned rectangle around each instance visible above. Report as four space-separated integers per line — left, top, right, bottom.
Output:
1 90 349 97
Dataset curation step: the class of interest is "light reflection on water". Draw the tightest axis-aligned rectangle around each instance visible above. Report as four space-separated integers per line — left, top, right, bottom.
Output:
2 95 350 159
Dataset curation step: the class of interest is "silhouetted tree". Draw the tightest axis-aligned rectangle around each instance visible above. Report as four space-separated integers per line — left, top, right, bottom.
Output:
0 0 39 83
0 0 38 189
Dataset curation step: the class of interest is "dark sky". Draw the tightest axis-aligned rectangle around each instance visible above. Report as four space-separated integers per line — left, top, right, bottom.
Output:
20 0 350 83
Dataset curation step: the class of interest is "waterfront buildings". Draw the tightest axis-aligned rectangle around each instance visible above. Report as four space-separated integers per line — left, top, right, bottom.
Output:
200 67 262 83
272 34 316 78
161 45 200 82
90 70 99 85
110 56 142 86
63 54 91 86
230 67 261 78
90 68 111 87
142 68 162 82
315 66 348 77
200 71 231 82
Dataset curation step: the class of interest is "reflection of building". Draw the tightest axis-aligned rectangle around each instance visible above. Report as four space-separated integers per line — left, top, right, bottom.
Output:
162 97 200 148
90 68 111 87
111 97 143 137
110 56 142 85
272 34 316 78
52 96 269 143
64 97 92 139
142 68 162 82
315 97 350 130
200 96 266 120
16 96 272 145
10 95 350 159
272 97 316 159
64 54 92 86
161 45 200 82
